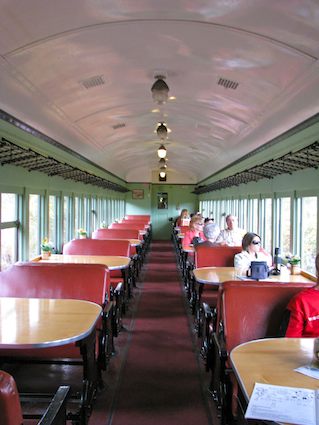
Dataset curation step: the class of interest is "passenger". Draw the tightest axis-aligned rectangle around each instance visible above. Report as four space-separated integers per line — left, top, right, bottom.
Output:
234 232 272 275
182 215 205 248
196 222 220 247
285 253 319 337
204 217 214 224
216 214 245 246
175 208 190 227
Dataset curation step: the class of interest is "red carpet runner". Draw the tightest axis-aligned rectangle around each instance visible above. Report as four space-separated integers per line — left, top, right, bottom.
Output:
103 240 213 425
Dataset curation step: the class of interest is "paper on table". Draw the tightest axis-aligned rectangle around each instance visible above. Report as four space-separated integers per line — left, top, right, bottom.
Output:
245 382 318 425
295 364 319 380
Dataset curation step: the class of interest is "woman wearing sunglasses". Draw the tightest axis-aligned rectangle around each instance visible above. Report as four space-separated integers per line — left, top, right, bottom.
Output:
234 232 272 275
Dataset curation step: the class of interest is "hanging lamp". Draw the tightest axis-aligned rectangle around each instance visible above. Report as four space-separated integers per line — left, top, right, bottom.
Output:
151 76 169 104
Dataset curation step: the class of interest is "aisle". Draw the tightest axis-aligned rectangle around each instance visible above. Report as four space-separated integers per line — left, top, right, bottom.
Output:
103 240 213 425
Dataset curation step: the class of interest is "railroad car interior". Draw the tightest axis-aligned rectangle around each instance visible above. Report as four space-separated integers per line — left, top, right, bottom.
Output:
0 2 319 425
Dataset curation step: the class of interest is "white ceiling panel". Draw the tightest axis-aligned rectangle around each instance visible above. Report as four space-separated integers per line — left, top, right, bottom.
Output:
0 0 318 183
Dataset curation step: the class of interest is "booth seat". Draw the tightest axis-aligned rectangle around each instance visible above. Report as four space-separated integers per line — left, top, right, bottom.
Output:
0 370 70 425
195 245 242 268
92 228 142 281
192 245 242 336
63 238 131 315
0 262 113 424
108 223 151 254
63 238 130 283
125 214 151 222
211 280 315 424
92 228 141 241
0 262 113 367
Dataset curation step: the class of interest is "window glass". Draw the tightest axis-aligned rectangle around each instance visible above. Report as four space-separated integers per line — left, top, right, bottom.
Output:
74 196 80 234
63 196 70 243
1 193 17 221
1 228 17 270
1 193 18 269
264 198 272 255
301 196 317 274
48 195 57 247
29 194 40 258
279 197 291 256
240 199 248 231
249 198 258 233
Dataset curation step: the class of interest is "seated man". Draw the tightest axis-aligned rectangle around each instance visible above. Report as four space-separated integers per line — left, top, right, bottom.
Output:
285 253 319 337
216 214 245 246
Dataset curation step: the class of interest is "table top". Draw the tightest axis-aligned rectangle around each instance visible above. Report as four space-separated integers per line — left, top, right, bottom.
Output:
193 266 315 285
35 254 131 270
0 297 101 349
230 338 319 403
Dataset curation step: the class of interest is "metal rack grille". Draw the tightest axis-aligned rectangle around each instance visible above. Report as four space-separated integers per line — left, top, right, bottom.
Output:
0 138 129 193
193 141 319 195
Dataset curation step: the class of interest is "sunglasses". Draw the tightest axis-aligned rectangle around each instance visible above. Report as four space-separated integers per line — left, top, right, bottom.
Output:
252 240 261 245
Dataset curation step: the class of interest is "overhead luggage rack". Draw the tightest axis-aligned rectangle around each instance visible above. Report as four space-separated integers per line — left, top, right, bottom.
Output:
193 141 319 194
0 137 129 193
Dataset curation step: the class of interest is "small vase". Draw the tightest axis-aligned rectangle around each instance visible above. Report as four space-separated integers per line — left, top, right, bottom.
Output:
79 234 87 239
291 264 301 275
42 251 51 260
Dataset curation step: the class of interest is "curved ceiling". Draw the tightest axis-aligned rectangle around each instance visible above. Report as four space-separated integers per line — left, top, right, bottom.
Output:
0 0 318 184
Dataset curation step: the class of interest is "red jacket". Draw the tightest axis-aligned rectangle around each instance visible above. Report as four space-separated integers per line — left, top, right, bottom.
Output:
285 287 319 337
182 229 205 248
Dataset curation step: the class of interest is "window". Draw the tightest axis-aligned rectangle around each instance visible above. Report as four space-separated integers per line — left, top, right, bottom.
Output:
278 197 291 256
1 193 19 270
261 198 272 255
29 194 41 259
49 195 58 249
300 196 317 274
74 196 80 236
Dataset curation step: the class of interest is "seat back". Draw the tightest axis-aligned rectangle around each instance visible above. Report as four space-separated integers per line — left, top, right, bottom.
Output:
108 223 145 231
125 214 150 222
0 262 110 303
178 225 190 234
195 245 242 268
0 370 23 425
63 238 130 257
92 228 140 240
219 280 315 354
120 219 150 229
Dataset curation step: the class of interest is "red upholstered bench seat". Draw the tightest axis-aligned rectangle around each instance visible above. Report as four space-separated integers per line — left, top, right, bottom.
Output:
0 263 111 366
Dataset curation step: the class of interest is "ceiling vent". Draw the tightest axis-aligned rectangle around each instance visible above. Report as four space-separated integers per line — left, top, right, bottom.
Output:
217 77 239 90
80 75 105 89
112 123 126 130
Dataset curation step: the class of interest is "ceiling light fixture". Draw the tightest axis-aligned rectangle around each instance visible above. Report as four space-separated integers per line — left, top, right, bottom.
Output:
159 158 167 168
156 122 168 139
151 75 169 104
159 170 166 178
157 144 167 159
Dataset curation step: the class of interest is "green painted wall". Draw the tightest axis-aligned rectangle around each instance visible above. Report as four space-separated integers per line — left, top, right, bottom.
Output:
199 168 319 201
0 163 125 199
126 183 197 239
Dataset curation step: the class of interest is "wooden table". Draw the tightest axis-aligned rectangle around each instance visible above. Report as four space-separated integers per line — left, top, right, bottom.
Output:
194 266 316 286
0 297 101 423
0 297 101 348
230 337 319 402
35 253 131 270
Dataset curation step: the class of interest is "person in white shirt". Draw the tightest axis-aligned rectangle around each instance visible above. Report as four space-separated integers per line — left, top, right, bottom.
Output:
234 232 272 275
216 214 245 246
